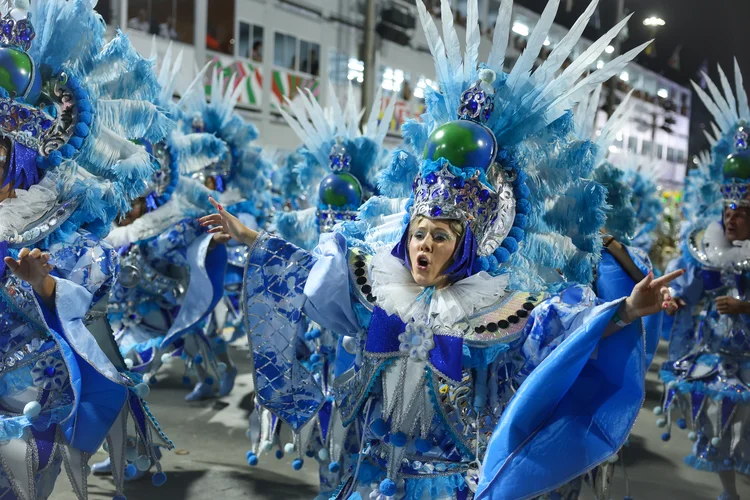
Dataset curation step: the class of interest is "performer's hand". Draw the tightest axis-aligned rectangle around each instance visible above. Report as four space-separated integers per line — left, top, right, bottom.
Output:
623 269 685 321
664 297 686 316
715 296 750 315
198 197 258 246
211 232 232 246
4 248 56 306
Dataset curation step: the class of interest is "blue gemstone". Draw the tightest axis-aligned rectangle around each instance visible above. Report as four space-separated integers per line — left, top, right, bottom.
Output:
479 189 490 202
20 31 29 42
451 177 465 189
18 108 29 119
468 100 478 112
44 366 55 377
3 23 12 36
430 206 442 217
425 173 438 185
40 119 52 130
731 203 738 210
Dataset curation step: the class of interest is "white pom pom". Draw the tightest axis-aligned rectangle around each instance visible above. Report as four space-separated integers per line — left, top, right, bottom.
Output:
124 358 134 370
656 418 667 428
342 336 358 354
478 68 496 84
126 447 138 461
161 353 172 364
23 401 41 419
653 406 663 416
711 437 722 447
607 454 619 464
134 383 150 398
218 363 227 374
135 455 151 471
688 432 698 442
318 448 330 461
284 443 295 454
261 440 273 453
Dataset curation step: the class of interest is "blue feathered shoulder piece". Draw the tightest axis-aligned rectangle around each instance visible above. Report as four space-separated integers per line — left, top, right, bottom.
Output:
0 0 172 250
364 0 645 292
178 66 274 223
592 162 637 243
274 83 397 249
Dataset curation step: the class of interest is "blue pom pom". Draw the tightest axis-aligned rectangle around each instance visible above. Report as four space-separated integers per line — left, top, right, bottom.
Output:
515 198 531 214
305 450 315 458
74 123 90 138
515 184 531 199
514 213 528 229
292 458 304 470
329 461 340 473
194 355 204 365
370 418 388 438
661 433 671 442
514 170 527 185
495 247 511 263
304 332 313 341
310 353 321 364
508 227 524 242
78 110 92 125
182 376 191 385
390 432 406 447
677 418 687 429
73 88 87 100
379 479 397 496
67 136 83 149
152 471 167 486
124 464 137 479
309 329 321 339
501 237 518 253
48 150 62 166
246 453 258 466
415 438 431 453
59 144 75 159
275 450 284 459
205 377 214 386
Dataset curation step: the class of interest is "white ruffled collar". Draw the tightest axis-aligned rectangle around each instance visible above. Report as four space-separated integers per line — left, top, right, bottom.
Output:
0 173 60 242
702 221 750 271
369 249 509 328
106 193 197 247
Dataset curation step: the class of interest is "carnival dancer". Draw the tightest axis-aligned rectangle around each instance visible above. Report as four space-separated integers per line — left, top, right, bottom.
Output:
200 1 682 498
659 61 750 500
103 50 231 405
178 68 275 399
0 0 173 498
244 86 395 494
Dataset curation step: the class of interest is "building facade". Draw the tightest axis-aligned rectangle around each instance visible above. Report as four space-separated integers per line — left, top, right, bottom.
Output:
98 0 690 187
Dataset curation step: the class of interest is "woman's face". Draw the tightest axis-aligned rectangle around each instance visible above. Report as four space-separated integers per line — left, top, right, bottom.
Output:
724 205 750 242
118 198 146 227
408 218 459 289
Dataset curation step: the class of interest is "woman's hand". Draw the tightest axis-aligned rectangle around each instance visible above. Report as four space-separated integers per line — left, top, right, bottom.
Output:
622 269 685 322
715 296 750 315
4 248 56 307
663 297 687 316
198 197 258 246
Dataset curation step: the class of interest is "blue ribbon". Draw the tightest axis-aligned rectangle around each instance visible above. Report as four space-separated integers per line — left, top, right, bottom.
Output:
415 285 435 305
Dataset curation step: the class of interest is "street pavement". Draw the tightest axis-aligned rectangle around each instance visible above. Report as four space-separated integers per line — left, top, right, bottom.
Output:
50 341 750 499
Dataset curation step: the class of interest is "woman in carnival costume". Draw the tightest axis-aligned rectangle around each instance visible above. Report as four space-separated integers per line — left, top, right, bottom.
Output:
88 44 229 479
245 87 396 494
660 61 750 500
178 67 276 400
201 1 682 498
0 0 173 498
102 52 233 405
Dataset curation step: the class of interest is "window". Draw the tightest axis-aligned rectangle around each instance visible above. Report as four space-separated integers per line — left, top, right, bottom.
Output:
381 67 406 93
627 136 638 153
299 40 321 76
656 144 664 159
667 147 676 163
274 33 297 70
641 140 653 157
614 134 623 150
127 0 195 44
239 22 264 62
207 0 235 54
677 150 686 163
274 33 321 75
347 58 364 84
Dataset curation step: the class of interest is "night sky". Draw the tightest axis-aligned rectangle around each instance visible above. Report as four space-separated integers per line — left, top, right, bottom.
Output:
515 0 750 157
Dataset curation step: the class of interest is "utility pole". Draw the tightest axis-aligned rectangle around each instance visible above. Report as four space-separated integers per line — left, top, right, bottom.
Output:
605 0 625 117
362 0 377 121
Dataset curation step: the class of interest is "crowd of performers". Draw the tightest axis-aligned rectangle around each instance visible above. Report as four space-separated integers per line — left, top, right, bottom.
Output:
1 0 749 499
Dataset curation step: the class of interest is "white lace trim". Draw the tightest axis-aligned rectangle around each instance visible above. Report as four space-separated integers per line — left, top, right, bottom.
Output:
0 173 60 241
702 221 750 270
369 249 508 327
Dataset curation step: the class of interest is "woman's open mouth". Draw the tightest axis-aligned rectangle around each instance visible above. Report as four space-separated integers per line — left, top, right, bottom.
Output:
417 255 430 270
